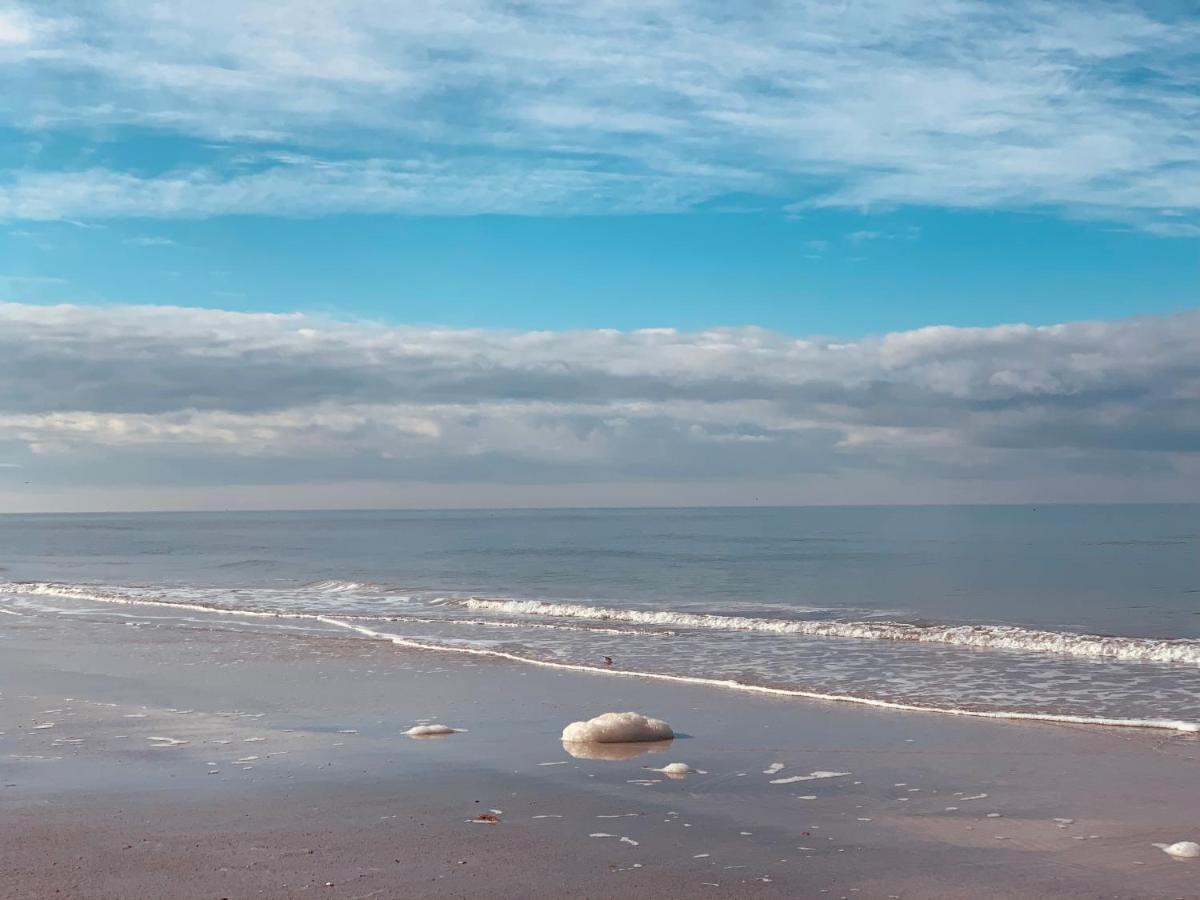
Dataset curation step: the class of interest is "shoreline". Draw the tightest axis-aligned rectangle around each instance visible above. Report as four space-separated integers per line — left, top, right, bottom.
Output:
337 618 1200 733
3 605 1200 898
6 581 1199 734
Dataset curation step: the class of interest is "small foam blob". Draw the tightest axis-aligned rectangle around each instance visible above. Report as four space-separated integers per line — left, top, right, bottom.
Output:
146 736 188 747
404 723 458 736
1154 841 1200 859
770 771 851 785
561 711 674 744
661 762 691 775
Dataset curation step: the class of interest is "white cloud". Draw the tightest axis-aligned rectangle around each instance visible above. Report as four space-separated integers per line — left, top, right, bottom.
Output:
124 235 175 246
0 9 33 45
0 1 1197 229
0 274 64 284
1 301 1199 503
0 158 727 219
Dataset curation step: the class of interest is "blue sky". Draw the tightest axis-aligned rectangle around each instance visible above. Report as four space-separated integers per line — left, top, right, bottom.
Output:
2 0 1198 337
5 207 1199 334
1 1 1199 510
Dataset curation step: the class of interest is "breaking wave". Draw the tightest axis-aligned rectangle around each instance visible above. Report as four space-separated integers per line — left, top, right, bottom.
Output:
446 597 1200 665
3 580 1200 733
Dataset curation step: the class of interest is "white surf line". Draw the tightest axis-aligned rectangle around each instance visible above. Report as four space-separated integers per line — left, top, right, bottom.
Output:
8 584 1196 734
26 581 1200 665
0 583 646 636
335 613 650 637
450 597 1200 666
0 607 24 616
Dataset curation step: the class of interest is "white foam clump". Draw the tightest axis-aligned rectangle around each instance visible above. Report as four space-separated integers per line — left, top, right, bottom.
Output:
404 724 458 736
1153 841 1200 859
645 761 702 777
450 595 1200 666
561 712 674 744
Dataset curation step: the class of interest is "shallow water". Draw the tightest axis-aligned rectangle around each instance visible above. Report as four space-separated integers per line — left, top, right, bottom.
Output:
2 505 1198 727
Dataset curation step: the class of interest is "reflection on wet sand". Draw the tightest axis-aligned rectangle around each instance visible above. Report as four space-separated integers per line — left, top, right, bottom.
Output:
561 738 674 761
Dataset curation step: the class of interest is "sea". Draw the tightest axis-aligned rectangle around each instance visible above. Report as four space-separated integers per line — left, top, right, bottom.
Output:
3 505 1199 731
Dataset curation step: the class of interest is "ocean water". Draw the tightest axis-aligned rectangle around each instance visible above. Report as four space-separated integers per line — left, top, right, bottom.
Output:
2 505 1199 730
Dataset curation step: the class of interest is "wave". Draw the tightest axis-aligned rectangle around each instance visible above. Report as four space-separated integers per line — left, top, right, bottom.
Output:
0 581 299 617
3 580 1198 733
304 579 392 593
0 582 653 636
9 581 1200 665
447 598 1200 665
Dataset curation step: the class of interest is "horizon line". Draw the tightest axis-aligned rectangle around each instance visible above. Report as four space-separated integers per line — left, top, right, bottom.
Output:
2 499 1198 517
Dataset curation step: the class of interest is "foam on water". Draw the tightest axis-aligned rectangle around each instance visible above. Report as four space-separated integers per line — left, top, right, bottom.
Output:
5 580 1200 734
448 597 1200 665
12 580 1200 668
0 581 648 636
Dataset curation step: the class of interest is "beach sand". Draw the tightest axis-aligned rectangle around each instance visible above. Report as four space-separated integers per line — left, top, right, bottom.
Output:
2 605 1199 898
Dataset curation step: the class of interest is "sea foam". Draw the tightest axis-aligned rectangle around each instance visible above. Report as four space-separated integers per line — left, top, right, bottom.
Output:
561 711 674 743
1153 841 1200 859
10 581 1200 667
6 580 1200 734
449 597 1200 665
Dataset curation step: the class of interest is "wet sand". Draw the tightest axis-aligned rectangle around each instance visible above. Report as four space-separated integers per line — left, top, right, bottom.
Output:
2 605 1199 898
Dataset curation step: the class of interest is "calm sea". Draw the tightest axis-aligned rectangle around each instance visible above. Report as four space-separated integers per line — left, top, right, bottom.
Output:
3 505 1199 729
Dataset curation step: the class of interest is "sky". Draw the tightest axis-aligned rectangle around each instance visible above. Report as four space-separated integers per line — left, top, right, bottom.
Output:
1 0 1198 511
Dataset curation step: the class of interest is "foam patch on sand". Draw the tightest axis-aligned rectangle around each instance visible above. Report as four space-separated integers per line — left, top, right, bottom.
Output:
146 736 188 747
644 762 705 778
561 712 673 743
589 833 640 847
659 762 693 775
1153 841 1200 859
770 771 851 785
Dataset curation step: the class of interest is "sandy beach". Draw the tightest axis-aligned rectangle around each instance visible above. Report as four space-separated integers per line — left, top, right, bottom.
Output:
1 603 1198 899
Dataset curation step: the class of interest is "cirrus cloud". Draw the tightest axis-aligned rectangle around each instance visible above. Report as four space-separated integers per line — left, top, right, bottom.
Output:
1 0 1198 231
